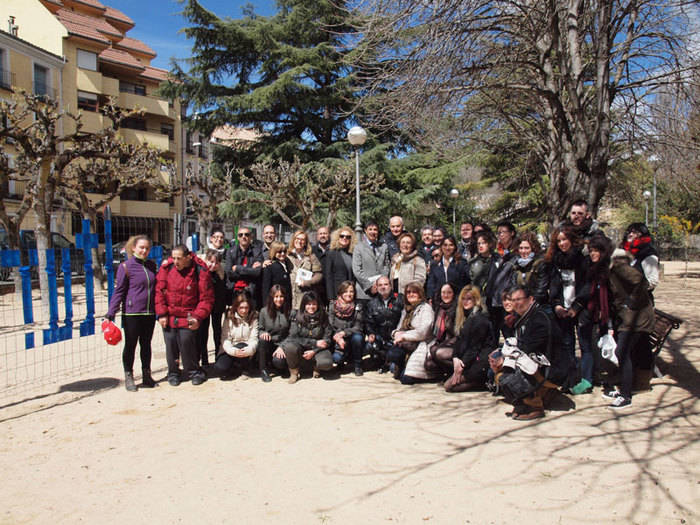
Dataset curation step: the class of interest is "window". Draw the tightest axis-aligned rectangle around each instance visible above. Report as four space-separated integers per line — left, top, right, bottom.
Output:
119 81 146 95
77 91 98 112
121 117 147 131
0 49 11 90
160 123 174 140
77 49 98 71
33 63 49 97
185 131 193 153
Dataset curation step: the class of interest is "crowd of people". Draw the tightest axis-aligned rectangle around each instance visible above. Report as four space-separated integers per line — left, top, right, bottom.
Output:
105 199 660 420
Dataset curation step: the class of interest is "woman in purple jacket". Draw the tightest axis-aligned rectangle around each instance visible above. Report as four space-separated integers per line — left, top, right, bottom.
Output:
106 235 158 391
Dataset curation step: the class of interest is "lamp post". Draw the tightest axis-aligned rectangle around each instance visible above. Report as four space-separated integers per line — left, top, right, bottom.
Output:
449 188 459 237
347 126 367 237
648 154 659 232
643 190 651 225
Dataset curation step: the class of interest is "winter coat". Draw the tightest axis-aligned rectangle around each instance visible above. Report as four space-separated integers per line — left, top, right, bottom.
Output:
549 248 589 313
155 257 214 328
328 302 365 337
511 255 550 306
452 308 495 368
390 250 427 295
282 313 332 350
426 258 469 301
609 250 655 333
324 248 355 300
468 253 501 302
224 242 263 295
365 292 404 341
261 258 293 309
106 256 157 319
288 251 323 311
221 314 259 357
258 307 291 344
393 302 434 343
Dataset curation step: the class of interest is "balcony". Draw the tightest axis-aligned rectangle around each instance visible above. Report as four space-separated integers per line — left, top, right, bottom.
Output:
119 91 169 118
118 128 170 151
80 111 105 133
76 70 119 98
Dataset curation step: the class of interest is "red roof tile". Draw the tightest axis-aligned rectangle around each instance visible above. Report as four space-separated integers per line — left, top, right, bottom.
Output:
70 0 106 11
104 6 134 27
41 0 64 7
56 10 111 44
140 66 169 82
116 36 156 58
99 47 145 71
56 8 122 41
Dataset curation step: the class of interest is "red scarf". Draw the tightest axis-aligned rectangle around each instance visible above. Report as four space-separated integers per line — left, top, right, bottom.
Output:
623 236 652 256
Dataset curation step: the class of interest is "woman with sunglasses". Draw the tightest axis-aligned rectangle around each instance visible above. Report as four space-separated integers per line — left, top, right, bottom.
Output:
324 226 357 302
287 230 323 311
386 281 434 379
261 241 293 310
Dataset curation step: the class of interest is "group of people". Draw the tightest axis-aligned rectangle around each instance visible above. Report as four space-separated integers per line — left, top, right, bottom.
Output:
105 199 660 420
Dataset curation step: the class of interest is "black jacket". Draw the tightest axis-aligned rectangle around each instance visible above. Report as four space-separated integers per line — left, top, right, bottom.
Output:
224 242 263 295
453 309 495 367
328 302 364 337
366 292 404 341
324 249 354 300
261 258 293 309
426 258 470 301
511 256 550 306
549 248 589 313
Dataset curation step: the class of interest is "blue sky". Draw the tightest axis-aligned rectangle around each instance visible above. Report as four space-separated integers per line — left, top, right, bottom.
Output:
109 0 277 70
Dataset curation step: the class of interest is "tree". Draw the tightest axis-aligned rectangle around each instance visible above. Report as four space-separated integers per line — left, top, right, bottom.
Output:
222 156 384 230
353 0 699 222
163 0 360 163
184 160 231 241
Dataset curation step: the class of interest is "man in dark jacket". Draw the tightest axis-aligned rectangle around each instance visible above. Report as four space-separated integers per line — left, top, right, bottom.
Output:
508 285 569 420
381 216 406 260
224 226 263 306
365 276 404 370
156 245 214 386
313 226 331 304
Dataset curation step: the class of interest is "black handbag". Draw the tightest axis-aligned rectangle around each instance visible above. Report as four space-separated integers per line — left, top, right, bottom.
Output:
499 368 539 402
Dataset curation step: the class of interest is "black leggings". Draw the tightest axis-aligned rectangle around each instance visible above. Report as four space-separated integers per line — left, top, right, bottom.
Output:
122 315 156 372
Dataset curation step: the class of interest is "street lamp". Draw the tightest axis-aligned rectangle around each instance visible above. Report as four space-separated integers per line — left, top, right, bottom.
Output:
347 126 367 236
648 154 659 232
643 190 651 225
449 188 459 237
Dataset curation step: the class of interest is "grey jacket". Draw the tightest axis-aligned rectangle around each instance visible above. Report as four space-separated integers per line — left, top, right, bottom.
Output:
352 237 390 300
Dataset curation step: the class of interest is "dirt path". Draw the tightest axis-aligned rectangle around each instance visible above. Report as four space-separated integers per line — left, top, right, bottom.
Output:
0 263 698 524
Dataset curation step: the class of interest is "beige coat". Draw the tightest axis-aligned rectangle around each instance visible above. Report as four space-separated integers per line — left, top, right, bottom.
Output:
289 252 323 310
390 251 427 294
221 314 259 357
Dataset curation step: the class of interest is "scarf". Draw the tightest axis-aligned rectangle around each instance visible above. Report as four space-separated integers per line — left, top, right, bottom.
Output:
587 277 610 325
553 247 582 270
623 235 652 256
334 297 355 318
432 300 456 341
401 300 424 331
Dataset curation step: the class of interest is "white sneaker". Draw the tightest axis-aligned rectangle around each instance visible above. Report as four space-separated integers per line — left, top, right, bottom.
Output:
601 388 621 401
608 396 631 410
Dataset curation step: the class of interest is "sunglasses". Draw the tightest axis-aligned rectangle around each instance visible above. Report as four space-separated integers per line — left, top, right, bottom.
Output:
238 232 251 237
339 234 352 239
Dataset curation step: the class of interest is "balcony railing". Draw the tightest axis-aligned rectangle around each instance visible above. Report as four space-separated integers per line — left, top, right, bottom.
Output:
0 68 15 90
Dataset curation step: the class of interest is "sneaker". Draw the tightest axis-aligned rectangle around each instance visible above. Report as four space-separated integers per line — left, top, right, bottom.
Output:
571 378 593 395
608 396 631 410
601 387 621 401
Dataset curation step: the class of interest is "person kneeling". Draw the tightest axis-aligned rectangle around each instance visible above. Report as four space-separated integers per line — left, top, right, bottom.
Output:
214 293 258 379
278 292 333 383
329 281 366 376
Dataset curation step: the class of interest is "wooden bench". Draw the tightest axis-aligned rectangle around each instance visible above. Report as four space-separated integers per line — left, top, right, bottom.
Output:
651 308 684 377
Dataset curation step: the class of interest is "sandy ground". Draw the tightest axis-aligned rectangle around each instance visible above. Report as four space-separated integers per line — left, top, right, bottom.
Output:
0 263 698 524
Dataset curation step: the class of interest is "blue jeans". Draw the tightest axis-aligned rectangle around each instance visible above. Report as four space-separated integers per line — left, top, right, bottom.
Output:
332 332 365 366
577 310 595 383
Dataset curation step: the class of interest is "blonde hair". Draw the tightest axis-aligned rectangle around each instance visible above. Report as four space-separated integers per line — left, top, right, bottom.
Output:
269 241 287 260
330 226 357 253
455 285 482 331
288 230 312 256
125 235 151 257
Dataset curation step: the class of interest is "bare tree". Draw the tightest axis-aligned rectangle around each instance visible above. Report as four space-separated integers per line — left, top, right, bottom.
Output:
353 0 699 222
184 160 231 242
226 157 384 230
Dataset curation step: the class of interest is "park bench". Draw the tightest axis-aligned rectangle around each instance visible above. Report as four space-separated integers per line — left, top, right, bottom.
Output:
651 308 684 377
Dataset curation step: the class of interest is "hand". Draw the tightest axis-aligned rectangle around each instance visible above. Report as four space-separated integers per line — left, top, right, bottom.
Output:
368 334 376 343
253 261 262 269
393 331 405 344
567 308 577 318
370 283 378 295
263 259 273 268
453 357 464 373
273 347 286 360
158 317 168 328
233 348 247 358
188 318 200 330
231 265 237 273
303 350 316 360
316 340 328 349
260 332 271 342
554 306 567 318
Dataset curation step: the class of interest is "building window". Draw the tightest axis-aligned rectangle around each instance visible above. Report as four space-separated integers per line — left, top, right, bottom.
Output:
119 81 146 95
121 117 147 131
0 49 12 90
33 63 49 97
198 141 208 159
160 123 174 140
185 131 193 153
77 91 98 112
77 49 98 71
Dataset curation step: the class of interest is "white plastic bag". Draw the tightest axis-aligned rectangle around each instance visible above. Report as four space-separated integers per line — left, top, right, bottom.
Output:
598 333 618 366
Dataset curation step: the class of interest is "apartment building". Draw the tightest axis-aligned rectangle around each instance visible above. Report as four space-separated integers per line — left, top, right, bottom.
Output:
0 0 188 246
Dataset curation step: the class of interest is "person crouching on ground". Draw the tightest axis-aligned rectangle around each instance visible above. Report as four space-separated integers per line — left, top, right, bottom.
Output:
214 292 259 380
365 275 404 371
155 244 214 386
329 281 366 376
279 291 333 383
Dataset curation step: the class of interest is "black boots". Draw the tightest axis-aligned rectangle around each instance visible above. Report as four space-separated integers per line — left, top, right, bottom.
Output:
141 369 156 388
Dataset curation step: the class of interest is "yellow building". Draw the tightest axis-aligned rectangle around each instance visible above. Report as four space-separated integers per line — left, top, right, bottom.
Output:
0 0 185 246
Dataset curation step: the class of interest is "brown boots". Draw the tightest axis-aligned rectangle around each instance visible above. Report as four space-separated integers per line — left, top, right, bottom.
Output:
288 368 299 384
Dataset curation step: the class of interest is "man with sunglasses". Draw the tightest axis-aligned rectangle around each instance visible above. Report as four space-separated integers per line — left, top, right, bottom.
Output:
224 226 263 307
